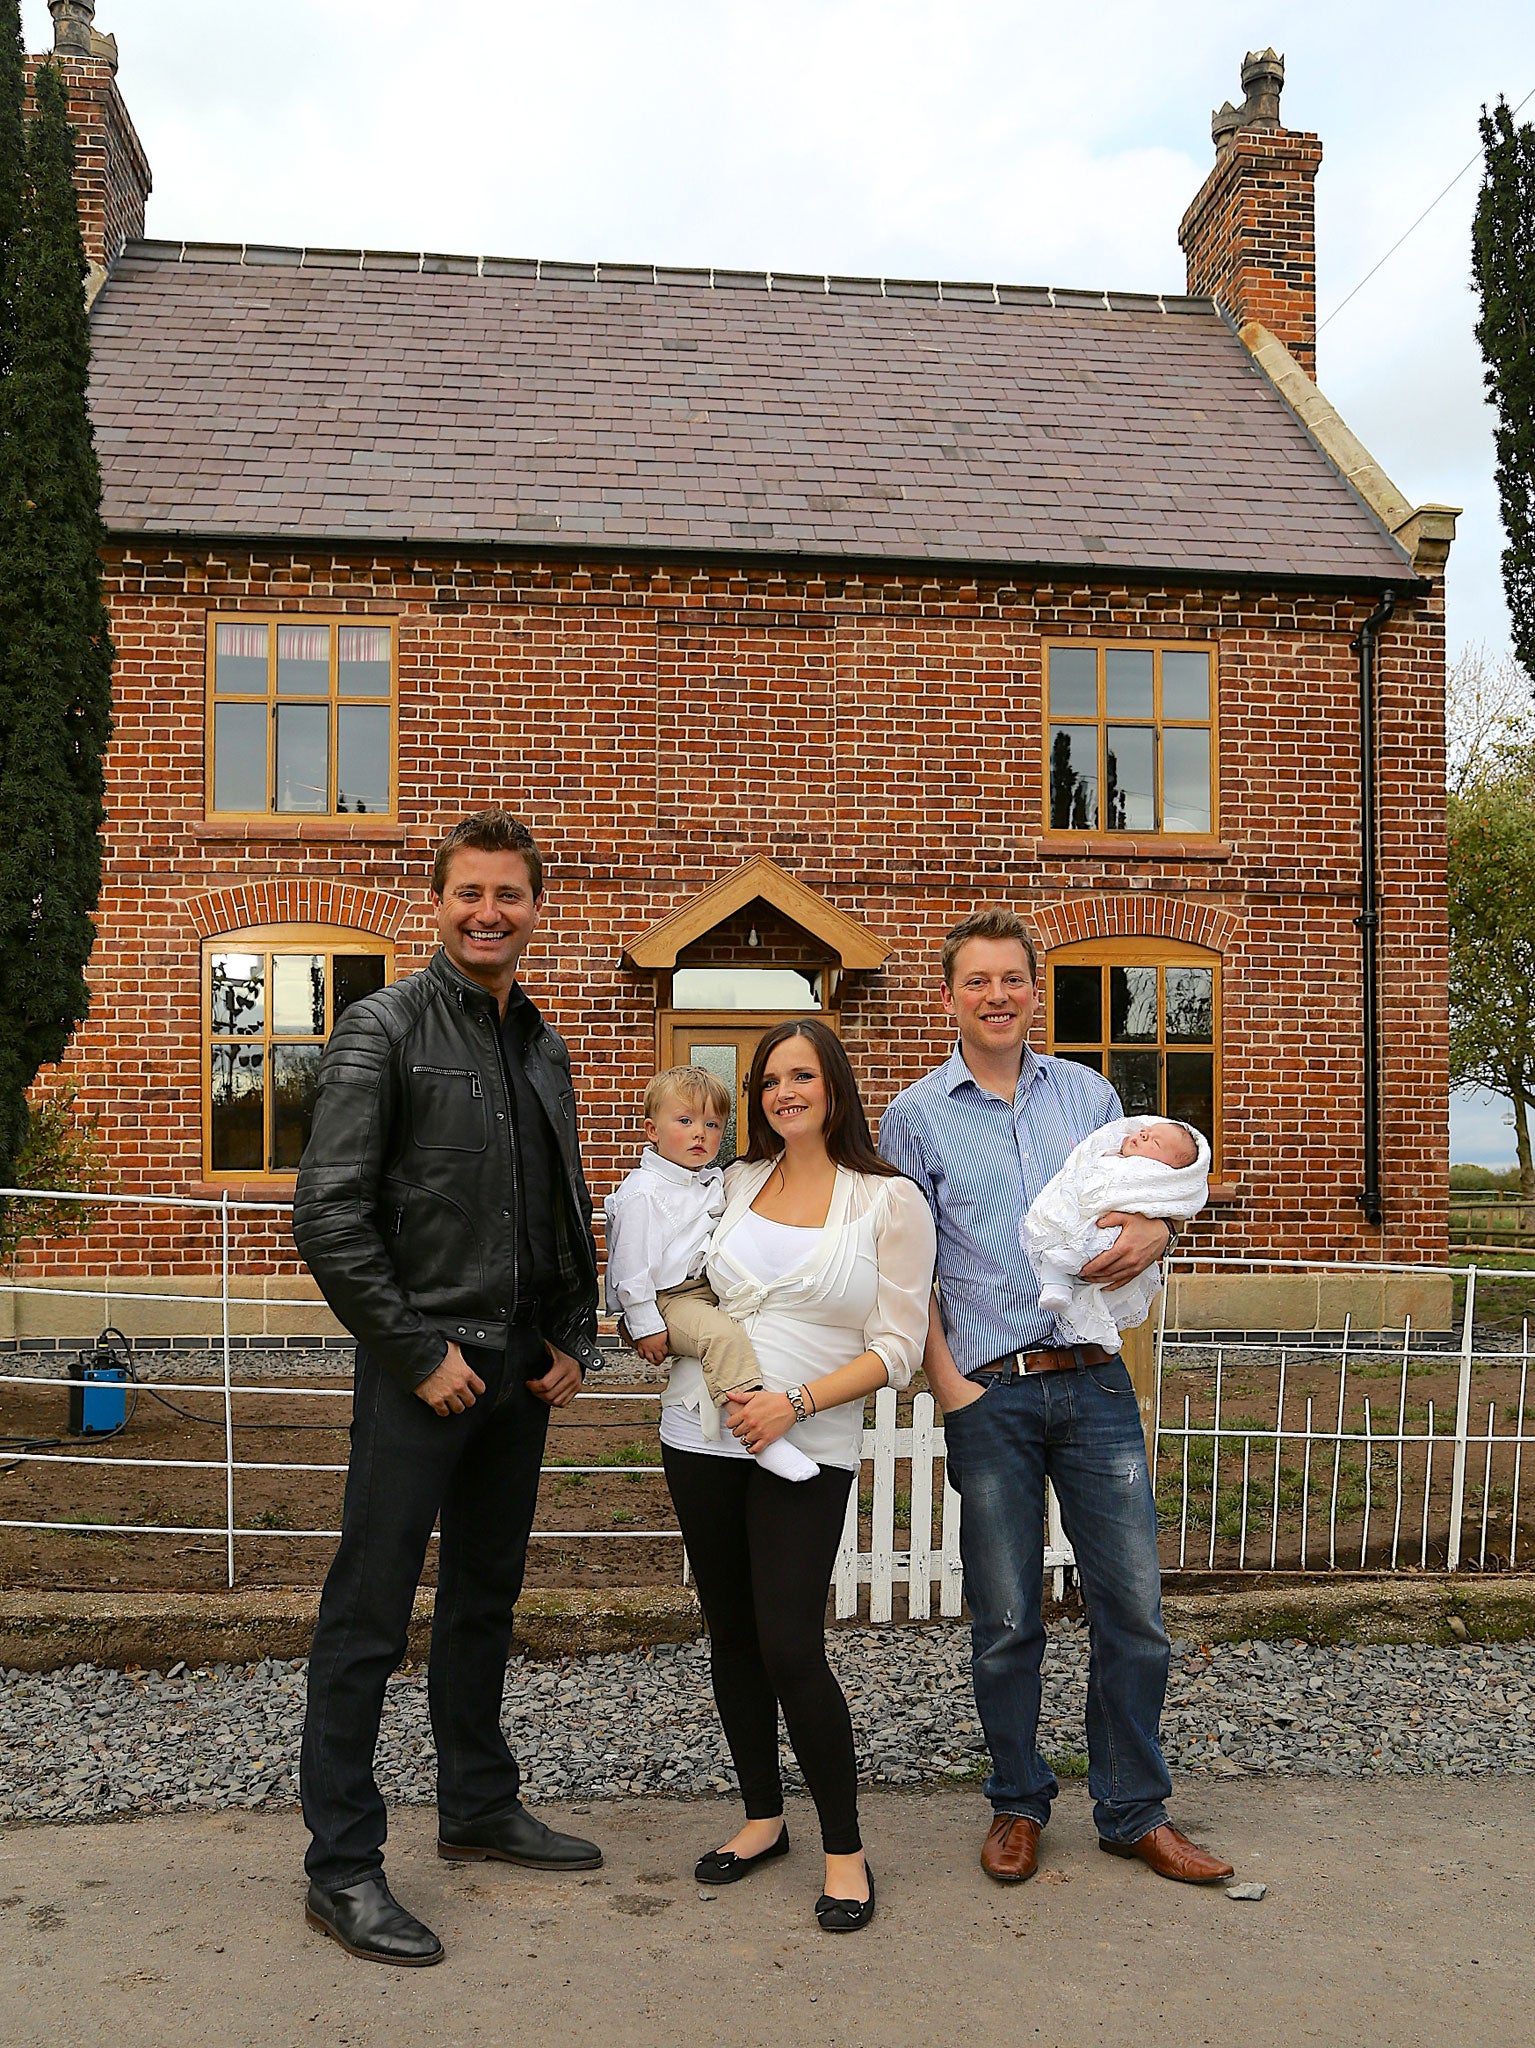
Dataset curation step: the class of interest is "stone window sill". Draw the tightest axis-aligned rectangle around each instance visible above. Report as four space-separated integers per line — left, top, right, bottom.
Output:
191 819 408 844
188 1180 296 1204
1204 1182 1242 1207
1034 835 1233 861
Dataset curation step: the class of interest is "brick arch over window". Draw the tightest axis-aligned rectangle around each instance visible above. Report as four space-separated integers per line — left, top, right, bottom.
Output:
1031 896 1237 956
189 881 411 941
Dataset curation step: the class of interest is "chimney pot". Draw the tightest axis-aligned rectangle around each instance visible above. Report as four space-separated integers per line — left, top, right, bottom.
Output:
48 1 97 58
1211 99 1243 150
1239 48 1285 129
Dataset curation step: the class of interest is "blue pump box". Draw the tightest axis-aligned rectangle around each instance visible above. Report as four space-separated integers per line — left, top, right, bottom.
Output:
68 1361 129 1436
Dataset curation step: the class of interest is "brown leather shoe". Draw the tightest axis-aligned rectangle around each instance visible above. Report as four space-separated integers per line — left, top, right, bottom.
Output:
1099 1823 1233 1884
981 1814 1041 1884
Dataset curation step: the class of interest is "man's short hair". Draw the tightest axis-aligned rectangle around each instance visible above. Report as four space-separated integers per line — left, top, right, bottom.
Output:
644 1065 733 1122
432 812 544 897
941 907 1040 987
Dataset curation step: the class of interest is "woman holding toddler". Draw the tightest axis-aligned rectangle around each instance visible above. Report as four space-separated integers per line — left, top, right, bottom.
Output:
618 1019 934 1933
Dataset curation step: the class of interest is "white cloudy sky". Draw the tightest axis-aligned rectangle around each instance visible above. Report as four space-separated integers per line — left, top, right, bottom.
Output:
26 0 1535 1161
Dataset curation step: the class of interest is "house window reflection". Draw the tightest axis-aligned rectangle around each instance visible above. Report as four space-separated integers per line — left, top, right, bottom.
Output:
209 616 396 818
1044 643 1217 835
206 937 390 1176
1047 943 1220 1164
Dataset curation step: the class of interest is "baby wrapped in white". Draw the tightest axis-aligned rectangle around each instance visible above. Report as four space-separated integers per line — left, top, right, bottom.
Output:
1022 1117 1210 1349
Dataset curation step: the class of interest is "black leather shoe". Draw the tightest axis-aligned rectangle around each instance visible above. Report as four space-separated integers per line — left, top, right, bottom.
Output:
815 1862 875 1933
437 1801 603 1871
694 1824 790 1886
304 1875 444 1967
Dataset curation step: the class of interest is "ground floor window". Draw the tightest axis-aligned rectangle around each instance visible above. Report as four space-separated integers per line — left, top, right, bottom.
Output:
204 928 391 1177
1045 937 1219 1165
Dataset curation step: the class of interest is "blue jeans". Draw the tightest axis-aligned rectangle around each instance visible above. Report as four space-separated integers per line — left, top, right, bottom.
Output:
941 1357 1171 1844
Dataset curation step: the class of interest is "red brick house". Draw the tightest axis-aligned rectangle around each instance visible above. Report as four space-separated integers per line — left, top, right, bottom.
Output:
20 14 1456 1333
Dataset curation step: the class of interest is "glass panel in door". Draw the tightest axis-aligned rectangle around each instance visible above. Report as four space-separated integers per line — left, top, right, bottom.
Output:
678 1035 750 1167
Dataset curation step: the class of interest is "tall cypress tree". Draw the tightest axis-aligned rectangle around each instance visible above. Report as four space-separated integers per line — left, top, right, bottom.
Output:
0 60 114 1189
1472 98 1535 685
0 0 23 378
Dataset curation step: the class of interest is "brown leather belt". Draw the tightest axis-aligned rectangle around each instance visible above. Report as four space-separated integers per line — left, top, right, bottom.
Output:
974 1343 1116 1380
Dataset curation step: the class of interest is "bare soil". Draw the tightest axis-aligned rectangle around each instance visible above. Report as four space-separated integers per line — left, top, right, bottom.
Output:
0 1374 683 1593
4 1346 1530 1592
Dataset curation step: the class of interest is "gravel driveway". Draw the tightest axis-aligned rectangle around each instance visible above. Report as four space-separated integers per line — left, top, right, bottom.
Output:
3 1620 1531 1826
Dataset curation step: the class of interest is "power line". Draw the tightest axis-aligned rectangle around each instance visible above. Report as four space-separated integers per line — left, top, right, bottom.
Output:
1319 83 1535 333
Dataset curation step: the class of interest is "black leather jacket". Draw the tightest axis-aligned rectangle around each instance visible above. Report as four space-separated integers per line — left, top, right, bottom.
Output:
292 950 600 1390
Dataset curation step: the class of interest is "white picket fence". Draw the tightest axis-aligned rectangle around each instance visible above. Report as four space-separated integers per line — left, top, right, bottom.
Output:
830 1388 1074 1620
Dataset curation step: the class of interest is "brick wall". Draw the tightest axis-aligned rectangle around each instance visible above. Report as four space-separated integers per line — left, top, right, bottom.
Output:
1179 124 1322 376
22 545 1447 1285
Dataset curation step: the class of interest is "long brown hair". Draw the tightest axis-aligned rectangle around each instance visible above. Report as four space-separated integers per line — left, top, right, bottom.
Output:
741 1019 897 1176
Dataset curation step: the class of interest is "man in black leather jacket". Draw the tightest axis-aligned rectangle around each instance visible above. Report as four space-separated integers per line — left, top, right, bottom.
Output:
293 811 604 1968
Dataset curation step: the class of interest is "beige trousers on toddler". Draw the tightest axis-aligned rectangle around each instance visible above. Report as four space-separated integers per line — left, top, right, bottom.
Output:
656 1275 762 1441
655 1276 817 1482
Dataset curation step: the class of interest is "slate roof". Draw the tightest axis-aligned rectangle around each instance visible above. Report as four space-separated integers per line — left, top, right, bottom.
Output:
86 240 1415 583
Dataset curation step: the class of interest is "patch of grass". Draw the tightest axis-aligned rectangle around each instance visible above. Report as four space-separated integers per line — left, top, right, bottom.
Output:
858 1485 913 1531
1046 1750 1090 1780
610 1441 664 1467
250 1506 292 1531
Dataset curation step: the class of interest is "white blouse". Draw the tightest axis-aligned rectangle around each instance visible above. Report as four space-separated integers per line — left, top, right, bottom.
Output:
658 1160 938 1472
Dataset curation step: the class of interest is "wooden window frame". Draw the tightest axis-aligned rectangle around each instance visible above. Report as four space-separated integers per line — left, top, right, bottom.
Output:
201 923 394 1185
1044 935 1222 1171
205 613 399 821
1040 639 1219 841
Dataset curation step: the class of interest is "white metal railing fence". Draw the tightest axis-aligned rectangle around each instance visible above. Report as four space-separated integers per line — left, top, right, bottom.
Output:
1151 1258 1535 1574
0 1187 680 1589
3 1190 1532 1603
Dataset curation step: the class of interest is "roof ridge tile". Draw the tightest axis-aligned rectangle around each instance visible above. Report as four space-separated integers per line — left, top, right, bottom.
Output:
115 238 1219 317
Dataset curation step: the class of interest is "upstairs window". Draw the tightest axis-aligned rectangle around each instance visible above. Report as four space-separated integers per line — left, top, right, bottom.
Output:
205 931 391 1178
1046 938 1220 1166
1044 642 1216 835
207 616 396 817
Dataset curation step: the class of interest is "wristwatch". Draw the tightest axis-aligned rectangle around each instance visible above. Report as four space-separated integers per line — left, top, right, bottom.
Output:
1161 1221 1183 1259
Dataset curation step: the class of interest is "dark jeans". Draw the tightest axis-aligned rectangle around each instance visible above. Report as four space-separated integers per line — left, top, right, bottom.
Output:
301 1332 549 1889
941 1357 1172 1844
662 1447 861 1855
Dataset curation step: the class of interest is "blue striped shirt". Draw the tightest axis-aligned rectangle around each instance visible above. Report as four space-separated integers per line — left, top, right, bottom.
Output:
878 1043 1122 1375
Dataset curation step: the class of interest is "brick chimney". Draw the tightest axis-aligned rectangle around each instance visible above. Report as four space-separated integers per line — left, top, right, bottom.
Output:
24 2 151 303
1178 51 1321 377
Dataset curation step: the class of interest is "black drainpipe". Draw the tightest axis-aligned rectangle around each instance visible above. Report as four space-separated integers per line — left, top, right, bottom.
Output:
1353 589 1398 1227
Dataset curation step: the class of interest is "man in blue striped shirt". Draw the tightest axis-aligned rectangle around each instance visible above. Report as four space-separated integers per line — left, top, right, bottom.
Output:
879 907 1232 1890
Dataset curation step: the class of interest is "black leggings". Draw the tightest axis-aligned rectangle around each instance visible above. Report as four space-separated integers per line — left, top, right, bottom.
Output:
663 1446 861 1856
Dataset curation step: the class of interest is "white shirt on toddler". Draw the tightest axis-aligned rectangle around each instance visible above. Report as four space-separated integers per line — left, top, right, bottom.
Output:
1021 1116 1210 1349
603 1149 725 1341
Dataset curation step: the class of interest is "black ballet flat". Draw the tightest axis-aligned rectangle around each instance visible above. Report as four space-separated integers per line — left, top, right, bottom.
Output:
815 1863 875 1933
694 1824 790 1886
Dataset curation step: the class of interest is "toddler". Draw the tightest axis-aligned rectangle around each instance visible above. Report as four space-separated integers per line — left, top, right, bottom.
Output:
604 1066 816 1483
1022 1116 1210 1349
